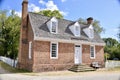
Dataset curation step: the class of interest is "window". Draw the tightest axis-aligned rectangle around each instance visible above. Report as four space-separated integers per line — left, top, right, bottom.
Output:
90 29 94 38
75 26 80 36
29 41 32 59
50 42 58 59
90 45 95 59
52 21 57 33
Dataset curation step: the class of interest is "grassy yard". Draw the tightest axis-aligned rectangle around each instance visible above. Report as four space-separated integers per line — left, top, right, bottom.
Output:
0 61 30 73
0 61 120 76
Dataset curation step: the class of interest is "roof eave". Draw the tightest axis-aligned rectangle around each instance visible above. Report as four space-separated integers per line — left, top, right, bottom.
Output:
34 36 105 46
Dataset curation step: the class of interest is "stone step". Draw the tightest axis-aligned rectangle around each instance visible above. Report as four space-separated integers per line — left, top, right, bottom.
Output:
69 64 96 72
69 69 95 72
71 66 92 68
70 67 95 70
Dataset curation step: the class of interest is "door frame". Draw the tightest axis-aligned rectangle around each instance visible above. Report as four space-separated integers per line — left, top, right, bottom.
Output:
74 44 82 64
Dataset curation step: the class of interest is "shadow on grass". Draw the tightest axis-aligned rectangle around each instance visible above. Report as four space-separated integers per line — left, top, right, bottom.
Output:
0 61 31 74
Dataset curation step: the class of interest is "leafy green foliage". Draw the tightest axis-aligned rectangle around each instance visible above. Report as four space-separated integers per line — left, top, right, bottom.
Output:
103 38 120 60
104 53 110 61
0 10 20 59
38 10 63 19
78 18 105 34
117 26 120 42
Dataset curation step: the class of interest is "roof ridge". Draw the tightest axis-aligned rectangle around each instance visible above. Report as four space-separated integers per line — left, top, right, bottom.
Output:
28 12 74 23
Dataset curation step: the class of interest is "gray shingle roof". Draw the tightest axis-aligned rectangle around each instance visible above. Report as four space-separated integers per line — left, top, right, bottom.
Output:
28 12 104 44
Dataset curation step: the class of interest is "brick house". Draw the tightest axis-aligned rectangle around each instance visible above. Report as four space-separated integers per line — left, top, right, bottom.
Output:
18 0 105 72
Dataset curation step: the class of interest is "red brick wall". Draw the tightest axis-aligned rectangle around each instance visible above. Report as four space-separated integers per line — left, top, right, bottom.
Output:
82 44 104 66
19 36 104 72
32 41 74 72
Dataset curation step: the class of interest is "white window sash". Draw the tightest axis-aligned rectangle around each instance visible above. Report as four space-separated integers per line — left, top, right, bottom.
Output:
50 42 58 59
51 21 58 33
90 45 95 59
29 41 32 59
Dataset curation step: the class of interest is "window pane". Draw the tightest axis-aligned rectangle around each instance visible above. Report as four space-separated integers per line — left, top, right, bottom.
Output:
90 29 94 38
52 22 57 33
76 26 79 35
90 46 94 58
52 53 56 57
51 43 57 58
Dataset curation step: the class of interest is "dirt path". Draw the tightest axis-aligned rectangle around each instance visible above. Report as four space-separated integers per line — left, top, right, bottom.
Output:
0 62 10 74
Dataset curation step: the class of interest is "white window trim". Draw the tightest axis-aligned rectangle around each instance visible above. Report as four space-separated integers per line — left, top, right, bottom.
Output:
90 45 95 59
51 21 58 34
50 42 58 59
29 41 32 59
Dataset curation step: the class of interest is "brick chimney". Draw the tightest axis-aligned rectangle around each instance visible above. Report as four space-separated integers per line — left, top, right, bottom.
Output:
17 0 28 69
22 0 28 28
87 17 93 25
21 0 28 43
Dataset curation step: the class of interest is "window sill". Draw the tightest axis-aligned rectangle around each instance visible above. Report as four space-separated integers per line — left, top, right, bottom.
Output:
90 57 95 59
50 57 58 59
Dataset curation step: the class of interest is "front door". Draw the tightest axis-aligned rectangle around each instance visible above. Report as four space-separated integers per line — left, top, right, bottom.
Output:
74 45 82 64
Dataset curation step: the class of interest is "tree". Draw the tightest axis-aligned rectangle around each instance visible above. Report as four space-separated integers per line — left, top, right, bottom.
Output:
78 18 105 34
0 10 20 61
38 10 63 19
117 25 120 42
103 38 120 60
103 38 118 47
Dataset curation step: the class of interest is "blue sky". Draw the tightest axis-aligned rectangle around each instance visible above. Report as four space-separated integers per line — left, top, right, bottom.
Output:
0 0 120 40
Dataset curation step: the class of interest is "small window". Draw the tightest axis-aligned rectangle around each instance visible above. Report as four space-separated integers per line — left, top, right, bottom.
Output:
50 42 58 59
90 45 95 59
75 26 80 36
29 41 32 59
52 21 57 33
90 29 94 38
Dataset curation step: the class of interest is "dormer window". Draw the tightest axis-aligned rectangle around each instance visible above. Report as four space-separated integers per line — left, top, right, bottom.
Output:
83 25 94 39
46 17 58 34
69 22 80 37
52 21 57 33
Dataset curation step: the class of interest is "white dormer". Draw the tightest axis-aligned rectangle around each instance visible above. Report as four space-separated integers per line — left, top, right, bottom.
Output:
69 22 80 37
83 24 94 39
47 17 58 33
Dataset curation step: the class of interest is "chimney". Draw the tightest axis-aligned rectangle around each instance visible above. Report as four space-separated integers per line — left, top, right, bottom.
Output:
18 0 28 69
87 17 93 25
22 0 28 27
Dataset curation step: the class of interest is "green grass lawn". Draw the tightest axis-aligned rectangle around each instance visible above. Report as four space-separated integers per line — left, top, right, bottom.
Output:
0 61 30 73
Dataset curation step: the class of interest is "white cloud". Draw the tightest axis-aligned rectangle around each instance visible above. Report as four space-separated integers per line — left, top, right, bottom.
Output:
28 3 40 12
39 0 58 11
113 28 118 32
46 1 59 11
15 11 21 17
9 10 21 17
60 11 68 16
61 0 67 2
39 0 46 5
28 0 68 16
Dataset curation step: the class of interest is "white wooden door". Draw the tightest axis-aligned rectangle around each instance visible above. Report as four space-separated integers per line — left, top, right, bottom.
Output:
74 45 82 64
